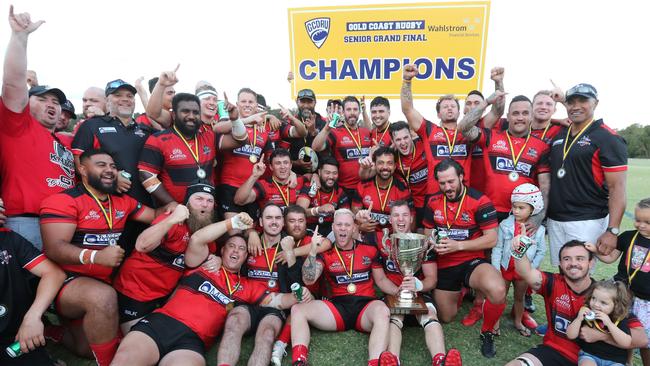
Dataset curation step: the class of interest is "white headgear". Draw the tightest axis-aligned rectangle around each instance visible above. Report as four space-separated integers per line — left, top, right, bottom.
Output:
511 183 544 215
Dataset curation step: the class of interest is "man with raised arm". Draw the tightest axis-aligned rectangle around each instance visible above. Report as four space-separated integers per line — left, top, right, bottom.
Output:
290 208 399 366
311 96 372 198
0 6 75 249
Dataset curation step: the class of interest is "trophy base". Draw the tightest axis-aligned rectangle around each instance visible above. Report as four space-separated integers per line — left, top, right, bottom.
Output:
385 294 428 315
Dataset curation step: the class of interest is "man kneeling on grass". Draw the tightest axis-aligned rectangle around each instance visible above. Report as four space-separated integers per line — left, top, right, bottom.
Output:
290 208 399 366
110 213 312 366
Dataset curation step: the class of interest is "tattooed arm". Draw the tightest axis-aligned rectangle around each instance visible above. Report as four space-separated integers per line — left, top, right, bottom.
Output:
401 64 425 132
302 232 324 285
457 90 505 142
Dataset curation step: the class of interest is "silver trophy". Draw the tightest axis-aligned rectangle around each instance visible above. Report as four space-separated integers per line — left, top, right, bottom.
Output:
386 233 428 314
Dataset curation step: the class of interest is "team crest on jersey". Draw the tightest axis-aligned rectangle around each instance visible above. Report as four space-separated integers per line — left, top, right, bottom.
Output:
134 128 146 138
115 210 125 219
526 148 538 158
491 140 508 152
84 210 101 221
460 212 471 222
0 250 12 265
577 136 592 146
362 256 371 266
363 195 373 206
182 232 190 243
50 141 75 178
169 148 187 160
305 17 330 49
203 146 211 155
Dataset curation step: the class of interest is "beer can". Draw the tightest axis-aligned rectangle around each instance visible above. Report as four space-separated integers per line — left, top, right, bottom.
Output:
511 235 533 259
436 231 448 244
217 100 229 122
308 181 318 197
329 113 340 128
291 282 303 302
6 341 21 358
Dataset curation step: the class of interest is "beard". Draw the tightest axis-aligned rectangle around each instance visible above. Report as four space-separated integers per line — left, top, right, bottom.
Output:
187 208 214 234
175 119 199 136
87 173 117 194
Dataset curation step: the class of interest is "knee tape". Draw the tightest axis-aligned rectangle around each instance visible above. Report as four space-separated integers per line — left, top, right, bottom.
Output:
389 317 403 329
516 357 535 366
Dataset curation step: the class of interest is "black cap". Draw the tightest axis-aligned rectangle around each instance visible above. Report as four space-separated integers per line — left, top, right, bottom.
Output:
184 181 216 204
28 85 66 104
565 83 598 101
297 88 316 101
105 79 137 96
61 100 76 118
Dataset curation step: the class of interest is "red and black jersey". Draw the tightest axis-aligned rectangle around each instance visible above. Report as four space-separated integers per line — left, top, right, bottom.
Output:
113 213 216 301
0 101 75 216
135 114 155 129
496 117 564 145
138 125 217 203
219 126 272 186
263 121 293 178
395 137 429 208
537 272 590 364
422 188 497 269
415 119 475 194
326 126 372 189
39 185 145 283
0 228 47 341
55 132 74 151
156 267 268 347
351 177 414 231
365 230 435 286
299 184 350 229
548 119 628 221
316 242 380 298
253 176 308 209
477 128 550 213
371 126 392 148
245 240 283 293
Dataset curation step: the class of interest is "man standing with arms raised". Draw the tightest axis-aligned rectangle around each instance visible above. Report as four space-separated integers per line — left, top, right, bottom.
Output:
546 84 628 265
311 96 372 198
0 6 75 249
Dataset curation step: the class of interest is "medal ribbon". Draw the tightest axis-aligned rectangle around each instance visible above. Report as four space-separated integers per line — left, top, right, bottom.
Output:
262 237 279 275
375 177 394 212
374 125 389 146
442 127 458 157
443 186 467 230
271 178 291 206
626 231 650 284
561 119 594 164
397 145 417 185
343 123 363 156
172 125 200 165
505 131 531 174
317 189 335 205
334 244 355 279
222 268 241 296
249 125 259 162
83 183 113 231
531 123 551 142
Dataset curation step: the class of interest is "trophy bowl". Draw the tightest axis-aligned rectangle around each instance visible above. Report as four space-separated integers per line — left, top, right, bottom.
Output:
385 233 428 315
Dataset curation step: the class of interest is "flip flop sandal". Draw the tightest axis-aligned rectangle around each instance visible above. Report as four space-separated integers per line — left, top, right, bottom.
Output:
514 325 531 337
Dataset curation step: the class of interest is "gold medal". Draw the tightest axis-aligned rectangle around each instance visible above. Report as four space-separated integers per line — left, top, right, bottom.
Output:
226 302 234 312
249 155 258 163
347 283 357 294
508 171 519 182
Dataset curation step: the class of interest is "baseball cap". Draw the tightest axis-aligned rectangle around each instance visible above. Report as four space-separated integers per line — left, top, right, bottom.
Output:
184 180 216 204
565 83 598 101
28 85 66 104
297 89 316 101
105 79 137 96
61 100 76 119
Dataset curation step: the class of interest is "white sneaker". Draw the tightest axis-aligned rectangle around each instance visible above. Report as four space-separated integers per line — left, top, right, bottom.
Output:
271 341 287 366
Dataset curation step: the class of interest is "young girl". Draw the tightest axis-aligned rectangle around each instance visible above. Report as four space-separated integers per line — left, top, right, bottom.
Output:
567 280 641 366
586 197 650 365
491 183 545 336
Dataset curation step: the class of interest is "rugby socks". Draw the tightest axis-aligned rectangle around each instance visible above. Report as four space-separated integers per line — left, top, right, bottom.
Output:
292 344 309 364
432 353 445 366
368 359 379 366
278 321 292 344
481 299 506 333
90 336 120 366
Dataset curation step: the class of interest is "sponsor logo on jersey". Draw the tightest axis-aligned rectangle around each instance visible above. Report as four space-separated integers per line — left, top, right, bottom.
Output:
50 141 75 178
345 147 370 159
577 136 592 147
172 254 185 268
410 167 428 184
247 268 277 280
84 210 101 221
495 156 532 176
82 232 122 246
98 127 117 134
491 140 508 152
435 144 467 157
198 281 233 305
169 148 187 161
553 314 570 335
335 271 369 284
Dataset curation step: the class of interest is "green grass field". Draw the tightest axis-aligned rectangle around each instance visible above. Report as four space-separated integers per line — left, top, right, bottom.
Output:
48 159 649 365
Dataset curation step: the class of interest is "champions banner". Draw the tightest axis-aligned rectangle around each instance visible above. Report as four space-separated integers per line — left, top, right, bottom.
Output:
288 1 490 99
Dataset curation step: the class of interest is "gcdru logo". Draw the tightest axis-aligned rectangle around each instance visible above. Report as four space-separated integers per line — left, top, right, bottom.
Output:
305 17 330 49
